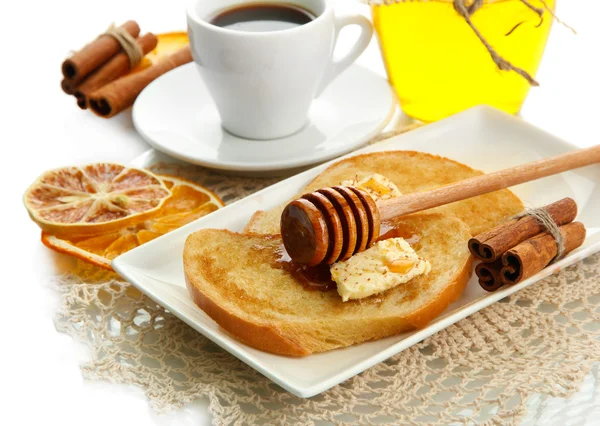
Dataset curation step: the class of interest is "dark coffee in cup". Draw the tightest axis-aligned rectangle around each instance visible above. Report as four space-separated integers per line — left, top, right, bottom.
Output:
210 3 316 32
188 0 373 139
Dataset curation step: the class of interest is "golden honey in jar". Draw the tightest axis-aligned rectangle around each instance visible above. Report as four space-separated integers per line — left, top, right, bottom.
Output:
371 0 555 122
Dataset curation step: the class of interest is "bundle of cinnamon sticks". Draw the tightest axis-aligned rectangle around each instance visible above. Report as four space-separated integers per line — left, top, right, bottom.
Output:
61 21 192 118
469 198 586 292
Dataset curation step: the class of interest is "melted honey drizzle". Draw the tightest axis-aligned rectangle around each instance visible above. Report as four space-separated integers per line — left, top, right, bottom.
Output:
376 224 421 246
272 245 336 291
260 221 422 293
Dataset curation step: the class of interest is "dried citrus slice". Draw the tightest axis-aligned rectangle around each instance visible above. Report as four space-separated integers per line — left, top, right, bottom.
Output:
132 32 189 72
41 175 224 270
24 164 171 238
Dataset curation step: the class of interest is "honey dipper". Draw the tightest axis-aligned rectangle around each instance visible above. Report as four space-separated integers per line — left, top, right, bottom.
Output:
280 145 600 266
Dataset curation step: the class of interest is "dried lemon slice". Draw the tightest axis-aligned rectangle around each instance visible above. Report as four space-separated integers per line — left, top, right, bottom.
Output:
24 163 171 238
41 175 223 270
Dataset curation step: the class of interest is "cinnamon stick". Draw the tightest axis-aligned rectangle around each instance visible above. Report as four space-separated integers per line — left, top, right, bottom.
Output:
475 260 505 292
468 198 577 262
74 33 158 109
500 222 586 285
89 46 192 118
62 20 140 84
61 79 76 95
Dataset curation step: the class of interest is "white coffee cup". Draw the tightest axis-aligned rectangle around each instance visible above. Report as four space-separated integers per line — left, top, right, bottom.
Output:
186 0 373 140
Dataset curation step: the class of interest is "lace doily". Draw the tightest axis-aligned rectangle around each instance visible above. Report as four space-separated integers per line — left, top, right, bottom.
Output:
50 127 600 425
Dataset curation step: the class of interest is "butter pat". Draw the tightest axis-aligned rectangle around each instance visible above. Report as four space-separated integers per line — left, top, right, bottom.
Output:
341 173 402 201
330 238 431 302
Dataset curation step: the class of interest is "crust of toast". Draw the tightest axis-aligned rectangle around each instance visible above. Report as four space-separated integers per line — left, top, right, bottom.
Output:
186 256 472 356
184 213 473 356
403 255 472 329
244 150 523 236
186 273 310 356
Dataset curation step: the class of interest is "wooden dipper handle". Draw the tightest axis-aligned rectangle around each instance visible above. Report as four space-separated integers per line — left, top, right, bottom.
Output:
377 145 600 221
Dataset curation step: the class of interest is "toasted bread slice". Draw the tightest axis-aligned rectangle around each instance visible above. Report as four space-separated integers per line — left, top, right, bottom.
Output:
245 151 523 236
184 213 473 356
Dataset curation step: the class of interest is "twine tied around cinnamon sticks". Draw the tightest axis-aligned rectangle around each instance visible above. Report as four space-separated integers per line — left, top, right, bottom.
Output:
61 21 193 117
61 21 141 85
103 24 144 69
512 206 566 260
469 198 586 292
60 20 156 108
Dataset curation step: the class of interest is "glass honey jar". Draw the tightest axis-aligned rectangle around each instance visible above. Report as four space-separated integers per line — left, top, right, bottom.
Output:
371 0 555 122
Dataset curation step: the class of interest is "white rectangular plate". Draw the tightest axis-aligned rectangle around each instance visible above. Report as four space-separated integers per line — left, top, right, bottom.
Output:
114 106 600 398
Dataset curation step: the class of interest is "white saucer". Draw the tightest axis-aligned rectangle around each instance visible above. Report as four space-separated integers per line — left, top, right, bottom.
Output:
132 63 396 172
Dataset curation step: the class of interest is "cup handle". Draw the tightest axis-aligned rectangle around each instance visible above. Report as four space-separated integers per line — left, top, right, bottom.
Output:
316 13 373 97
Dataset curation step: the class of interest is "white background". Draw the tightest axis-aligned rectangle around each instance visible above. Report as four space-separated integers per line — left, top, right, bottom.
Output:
1 0 599 425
